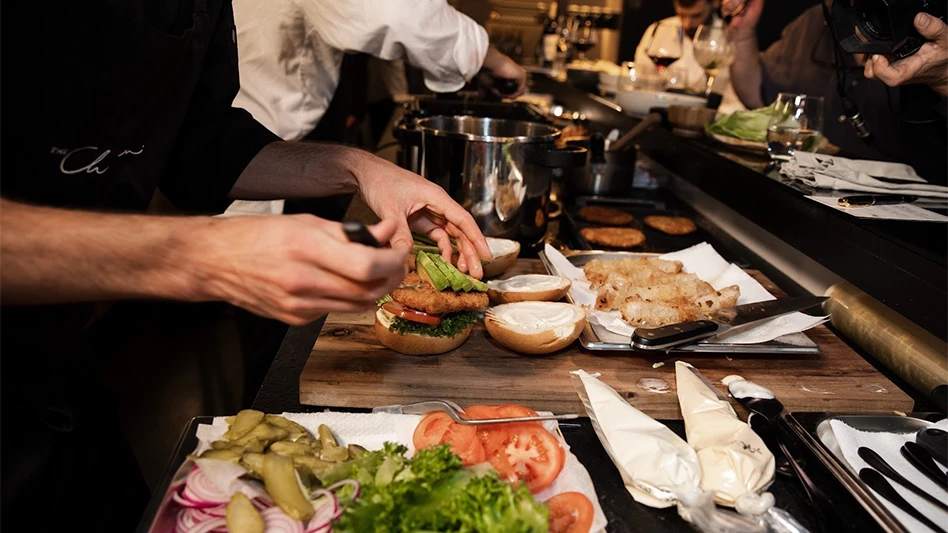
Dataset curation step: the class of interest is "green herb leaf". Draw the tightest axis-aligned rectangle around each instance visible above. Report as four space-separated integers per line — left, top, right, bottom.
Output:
388 311 478 338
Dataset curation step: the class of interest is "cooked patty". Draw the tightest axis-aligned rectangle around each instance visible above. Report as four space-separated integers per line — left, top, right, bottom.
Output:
643 215 697 235
581 227 646 248
577 206 634 226
391 273 489 315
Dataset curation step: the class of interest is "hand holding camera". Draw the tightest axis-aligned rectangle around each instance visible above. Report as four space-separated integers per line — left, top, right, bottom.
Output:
864 12 948 96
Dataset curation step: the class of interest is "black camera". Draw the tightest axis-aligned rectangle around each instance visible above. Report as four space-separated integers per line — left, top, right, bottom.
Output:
828 0 947 58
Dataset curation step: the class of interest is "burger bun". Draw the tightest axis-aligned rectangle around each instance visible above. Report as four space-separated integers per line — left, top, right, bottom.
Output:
482 237 520 278
487 274 571 305
374 309 473 355
484 302 586 355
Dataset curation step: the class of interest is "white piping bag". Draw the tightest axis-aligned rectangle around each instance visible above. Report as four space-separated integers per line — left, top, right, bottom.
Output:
675 361 775 507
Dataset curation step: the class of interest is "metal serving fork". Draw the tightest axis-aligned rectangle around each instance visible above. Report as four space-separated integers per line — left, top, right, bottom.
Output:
372 400 580 425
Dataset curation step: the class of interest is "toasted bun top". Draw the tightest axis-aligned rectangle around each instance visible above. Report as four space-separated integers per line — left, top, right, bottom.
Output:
487 274 571 293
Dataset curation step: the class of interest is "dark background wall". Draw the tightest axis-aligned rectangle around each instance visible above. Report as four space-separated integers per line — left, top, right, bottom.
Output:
617 0 822 61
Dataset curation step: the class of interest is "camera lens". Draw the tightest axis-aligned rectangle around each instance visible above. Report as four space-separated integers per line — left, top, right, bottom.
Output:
857 0 893 40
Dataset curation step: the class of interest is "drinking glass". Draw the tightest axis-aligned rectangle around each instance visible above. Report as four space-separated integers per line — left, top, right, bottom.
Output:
766 93 825 162
644 21 683 85
571 17 597 61
692 24 736 96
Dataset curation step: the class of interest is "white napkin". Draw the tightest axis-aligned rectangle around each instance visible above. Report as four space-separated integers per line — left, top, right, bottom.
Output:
780 153 948 199
194 411 609 532
829 419 948 532
544 243 827 345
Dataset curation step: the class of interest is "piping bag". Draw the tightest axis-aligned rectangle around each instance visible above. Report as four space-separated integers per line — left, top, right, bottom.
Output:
675 362 811 533
571 370 766 533
572 370 809 533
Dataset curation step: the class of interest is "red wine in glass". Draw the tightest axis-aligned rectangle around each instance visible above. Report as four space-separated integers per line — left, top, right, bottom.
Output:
649 55 680 73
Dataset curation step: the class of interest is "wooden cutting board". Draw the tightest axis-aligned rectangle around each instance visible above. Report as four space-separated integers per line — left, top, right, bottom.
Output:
300 260 914 419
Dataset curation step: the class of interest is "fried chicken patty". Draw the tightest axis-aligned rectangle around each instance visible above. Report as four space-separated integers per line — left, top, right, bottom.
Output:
391 273 488 315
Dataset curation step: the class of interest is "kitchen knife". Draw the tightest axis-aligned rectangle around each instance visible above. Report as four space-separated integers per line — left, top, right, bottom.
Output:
631 296 827 351
342 221 382 248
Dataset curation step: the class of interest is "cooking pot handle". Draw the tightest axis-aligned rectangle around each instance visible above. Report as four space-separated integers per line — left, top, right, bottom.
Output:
524 145 587 168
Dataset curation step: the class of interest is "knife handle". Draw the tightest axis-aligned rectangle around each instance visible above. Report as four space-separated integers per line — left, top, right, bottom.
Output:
632 320 720 349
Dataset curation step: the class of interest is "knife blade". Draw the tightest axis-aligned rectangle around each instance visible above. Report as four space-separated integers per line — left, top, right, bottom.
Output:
631 296 827 350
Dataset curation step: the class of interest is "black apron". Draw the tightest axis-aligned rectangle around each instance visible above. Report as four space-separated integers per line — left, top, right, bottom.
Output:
0 1 265 530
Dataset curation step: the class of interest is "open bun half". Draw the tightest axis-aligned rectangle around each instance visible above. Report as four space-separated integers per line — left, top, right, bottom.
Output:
487 274 572 305
482 237 520 278
484 302 586 355
374 309 473 355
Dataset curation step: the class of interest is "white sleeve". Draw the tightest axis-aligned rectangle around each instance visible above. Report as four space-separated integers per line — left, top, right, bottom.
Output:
299 0 489 93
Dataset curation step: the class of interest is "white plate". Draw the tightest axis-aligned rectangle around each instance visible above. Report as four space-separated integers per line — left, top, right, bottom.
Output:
616 88 706 118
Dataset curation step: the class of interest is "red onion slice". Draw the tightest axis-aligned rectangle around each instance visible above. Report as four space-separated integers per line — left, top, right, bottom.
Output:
305 493 337 533
184 468 230 506
183 516 226 533
176 508 194 533
260 507 304 533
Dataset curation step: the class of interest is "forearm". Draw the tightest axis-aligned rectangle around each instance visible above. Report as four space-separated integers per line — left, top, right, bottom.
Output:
0 198 220 305
729 35 765 109
228 141 363 200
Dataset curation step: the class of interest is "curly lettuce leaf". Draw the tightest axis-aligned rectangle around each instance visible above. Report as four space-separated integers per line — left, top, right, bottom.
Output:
705 105 775 143
333 445 547 533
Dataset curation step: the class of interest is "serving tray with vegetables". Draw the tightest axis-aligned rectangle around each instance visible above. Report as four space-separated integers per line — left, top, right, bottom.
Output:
140 408 607 533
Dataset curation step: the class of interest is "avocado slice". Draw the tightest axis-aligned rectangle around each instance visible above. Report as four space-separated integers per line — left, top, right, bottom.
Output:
464 274 489 292
428 254 463 291
416 252 450 291
431 253 472 291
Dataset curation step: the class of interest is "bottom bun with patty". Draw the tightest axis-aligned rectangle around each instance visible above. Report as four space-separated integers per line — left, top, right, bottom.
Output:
375 309 476 355
484 302 586 355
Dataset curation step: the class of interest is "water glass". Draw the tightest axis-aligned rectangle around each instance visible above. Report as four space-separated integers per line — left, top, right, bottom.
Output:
766 93 825 162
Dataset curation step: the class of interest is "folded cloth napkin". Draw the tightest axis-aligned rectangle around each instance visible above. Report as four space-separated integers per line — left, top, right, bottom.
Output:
780 152 948 198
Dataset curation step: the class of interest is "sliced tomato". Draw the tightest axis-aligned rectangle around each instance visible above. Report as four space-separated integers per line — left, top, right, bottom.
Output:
546 492 594 533
412 412 453 451
440 423 486 466
494 404 542 426
504 425 565 493
381 301 442 325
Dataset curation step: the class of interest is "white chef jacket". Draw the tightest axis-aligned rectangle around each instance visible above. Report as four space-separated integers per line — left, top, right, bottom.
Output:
633 16 745 114
232 0 489 141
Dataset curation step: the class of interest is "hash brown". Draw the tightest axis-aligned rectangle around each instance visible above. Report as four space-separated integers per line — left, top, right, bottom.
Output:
643 215 697 235
580 227 646 248
577 206 635 226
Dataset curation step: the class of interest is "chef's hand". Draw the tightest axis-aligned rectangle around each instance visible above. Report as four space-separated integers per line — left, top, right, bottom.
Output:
722 0 764 40
481 46 527 98
208 216 408 325
356 157 493 278
864 13 948 97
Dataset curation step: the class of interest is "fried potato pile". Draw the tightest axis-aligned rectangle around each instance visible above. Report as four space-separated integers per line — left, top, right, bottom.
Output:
584 257 740 327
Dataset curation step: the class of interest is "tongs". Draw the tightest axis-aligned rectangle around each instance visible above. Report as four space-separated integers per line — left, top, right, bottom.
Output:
372 400 580 425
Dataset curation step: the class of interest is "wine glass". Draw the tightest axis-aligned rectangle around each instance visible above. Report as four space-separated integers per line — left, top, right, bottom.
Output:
571 17 597 62
766 93 825 163
644 21 683 85
692 24 736 96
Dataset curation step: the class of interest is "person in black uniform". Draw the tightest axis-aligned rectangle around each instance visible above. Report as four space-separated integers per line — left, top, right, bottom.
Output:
0 1 491 530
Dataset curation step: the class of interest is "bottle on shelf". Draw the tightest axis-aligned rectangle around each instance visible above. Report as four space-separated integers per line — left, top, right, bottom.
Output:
541 2 559 68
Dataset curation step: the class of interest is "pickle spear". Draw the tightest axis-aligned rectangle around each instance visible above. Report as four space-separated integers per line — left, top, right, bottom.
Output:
263 452 314 521
226 493 265 533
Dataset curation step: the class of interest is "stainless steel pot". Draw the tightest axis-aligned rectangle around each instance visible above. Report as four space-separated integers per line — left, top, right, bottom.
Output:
415 116 580 247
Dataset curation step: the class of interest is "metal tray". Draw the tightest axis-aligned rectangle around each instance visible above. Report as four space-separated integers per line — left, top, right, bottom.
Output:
538 250 821 354
785 412 943 533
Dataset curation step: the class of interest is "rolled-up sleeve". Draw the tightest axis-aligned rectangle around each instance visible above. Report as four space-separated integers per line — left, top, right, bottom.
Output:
300 0 489 93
